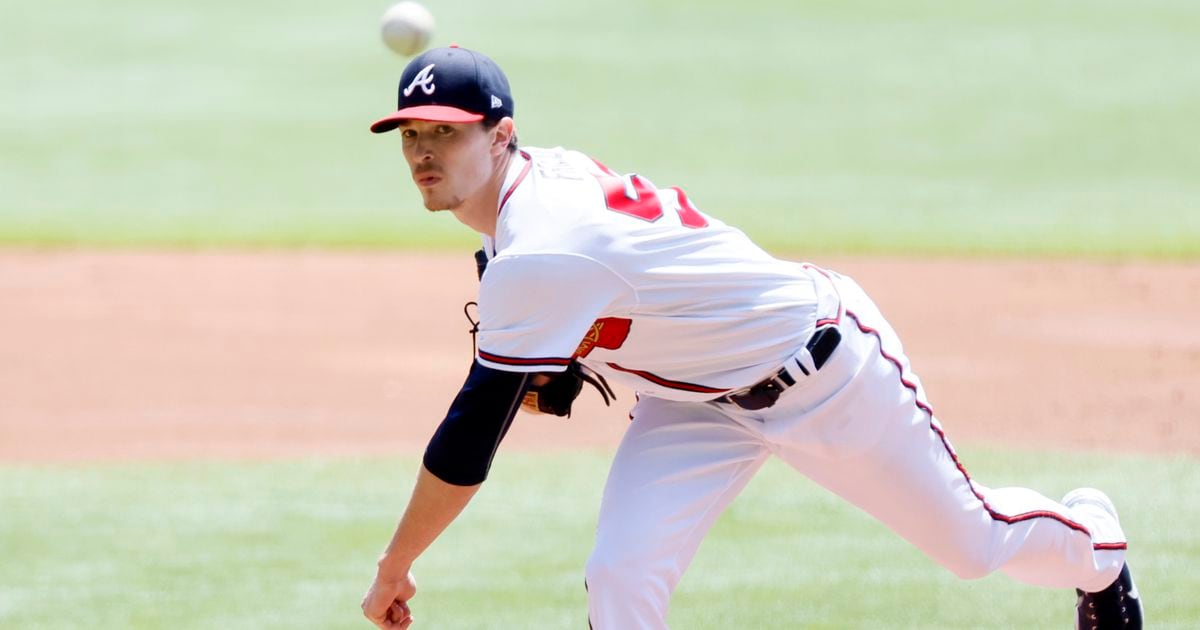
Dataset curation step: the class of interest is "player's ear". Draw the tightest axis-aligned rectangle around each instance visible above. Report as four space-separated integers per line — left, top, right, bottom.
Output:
490 117 515 154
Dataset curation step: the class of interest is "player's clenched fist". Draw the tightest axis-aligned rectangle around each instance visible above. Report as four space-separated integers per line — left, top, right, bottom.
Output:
362 571 417 629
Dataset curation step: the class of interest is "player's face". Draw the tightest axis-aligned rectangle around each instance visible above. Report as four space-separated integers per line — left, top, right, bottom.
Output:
397 120 495 212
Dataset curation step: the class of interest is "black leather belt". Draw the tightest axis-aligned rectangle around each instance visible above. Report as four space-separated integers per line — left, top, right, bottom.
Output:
715 326 842 411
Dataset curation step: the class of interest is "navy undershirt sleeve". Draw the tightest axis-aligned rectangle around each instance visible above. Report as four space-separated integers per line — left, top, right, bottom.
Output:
423 360 531 486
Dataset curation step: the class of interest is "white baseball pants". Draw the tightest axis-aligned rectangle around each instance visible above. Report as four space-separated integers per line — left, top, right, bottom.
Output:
584 271 1126 629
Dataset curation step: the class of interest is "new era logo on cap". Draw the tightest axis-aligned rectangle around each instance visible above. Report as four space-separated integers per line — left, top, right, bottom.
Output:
370 46 515 133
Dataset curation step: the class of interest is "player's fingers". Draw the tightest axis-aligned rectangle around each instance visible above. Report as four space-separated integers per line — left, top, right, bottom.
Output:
364 608 389 630
387 600 412 626
363 610 388 630
361 593 392 627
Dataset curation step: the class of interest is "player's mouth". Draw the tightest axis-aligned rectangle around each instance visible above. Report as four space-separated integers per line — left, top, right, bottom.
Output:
415 174 442 187
413 167 443 187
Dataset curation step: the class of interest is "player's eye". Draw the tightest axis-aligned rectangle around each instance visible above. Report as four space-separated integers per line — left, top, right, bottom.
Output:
400 129 417 139
435 125 454 135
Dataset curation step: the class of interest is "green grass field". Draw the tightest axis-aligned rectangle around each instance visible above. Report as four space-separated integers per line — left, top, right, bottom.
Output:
4 2 1198 628
2 448 1197 628
3 0 1198 256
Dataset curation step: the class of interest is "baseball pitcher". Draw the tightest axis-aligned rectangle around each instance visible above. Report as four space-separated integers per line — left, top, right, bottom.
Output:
359 46 1142 630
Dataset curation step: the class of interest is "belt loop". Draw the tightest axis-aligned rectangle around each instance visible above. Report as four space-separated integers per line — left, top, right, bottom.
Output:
793 346 817 377
807 325 841 371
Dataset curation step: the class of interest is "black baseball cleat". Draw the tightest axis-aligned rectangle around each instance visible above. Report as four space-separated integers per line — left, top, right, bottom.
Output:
1075 563 1143 629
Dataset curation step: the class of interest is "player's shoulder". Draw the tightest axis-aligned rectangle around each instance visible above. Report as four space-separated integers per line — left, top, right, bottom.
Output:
482 251 631 295
497 147 608 246
520 146 607 183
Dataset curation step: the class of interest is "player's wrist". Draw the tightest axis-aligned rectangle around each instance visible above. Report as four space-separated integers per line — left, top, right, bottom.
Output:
375 553 413 579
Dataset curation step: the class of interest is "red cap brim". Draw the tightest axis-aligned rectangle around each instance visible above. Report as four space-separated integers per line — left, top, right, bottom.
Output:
369 105 485 133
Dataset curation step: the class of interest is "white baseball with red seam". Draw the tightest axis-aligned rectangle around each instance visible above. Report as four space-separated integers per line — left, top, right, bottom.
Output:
380 2 434 57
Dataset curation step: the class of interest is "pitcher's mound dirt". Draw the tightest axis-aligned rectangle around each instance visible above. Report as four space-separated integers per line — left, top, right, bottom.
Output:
1 251 1196 462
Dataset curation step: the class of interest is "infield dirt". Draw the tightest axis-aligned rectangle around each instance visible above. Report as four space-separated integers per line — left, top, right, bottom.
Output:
1 252 1196 461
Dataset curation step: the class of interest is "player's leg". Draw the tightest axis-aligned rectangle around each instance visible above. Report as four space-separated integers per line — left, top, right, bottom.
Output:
765 273 1126 592
585 395 770 630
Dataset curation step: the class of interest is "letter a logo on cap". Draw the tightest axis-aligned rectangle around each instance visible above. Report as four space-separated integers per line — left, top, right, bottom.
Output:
403 64 437 97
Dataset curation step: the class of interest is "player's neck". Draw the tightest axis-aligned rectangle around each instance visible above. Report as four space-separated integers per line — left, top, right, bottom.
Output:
450 149 515 238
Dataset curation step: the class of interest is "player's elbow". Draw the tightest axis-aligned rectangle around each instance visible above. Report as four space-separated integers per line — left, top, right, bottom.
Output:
423 449 490 486
420 361 530 486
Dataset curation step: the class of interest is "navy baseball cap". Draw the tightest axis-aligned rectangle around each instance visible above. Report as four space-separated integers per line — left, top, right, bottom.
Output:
370 45 514 133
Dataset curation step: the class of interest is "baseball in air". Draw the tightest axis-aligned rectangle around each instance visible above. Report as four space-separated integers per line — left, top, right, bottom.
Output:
380 2 434 57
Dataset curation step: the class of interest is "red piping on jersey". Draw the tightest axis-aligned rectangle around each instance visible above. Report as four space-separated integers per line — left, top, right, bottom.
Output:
479 349 571 368
846 309 1125 552
589 157 619 177
801 263 844 328
606 363 727 394
497 151 533 216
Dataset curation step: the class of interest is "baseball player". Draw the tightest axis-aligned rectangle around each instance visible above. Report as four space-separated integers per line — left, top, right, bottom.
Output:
360 46 1143 629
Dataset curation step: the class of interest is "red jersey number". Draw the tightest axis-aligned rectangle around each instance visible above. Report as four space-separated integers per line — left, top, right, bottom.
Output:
668 186 709 229
590 162 708 229
595 172 664 222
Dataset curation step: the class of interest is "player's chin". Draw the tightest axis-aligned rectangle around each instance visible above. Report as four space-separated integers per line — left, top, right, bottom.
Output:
422 195 462 212
420 195 448 212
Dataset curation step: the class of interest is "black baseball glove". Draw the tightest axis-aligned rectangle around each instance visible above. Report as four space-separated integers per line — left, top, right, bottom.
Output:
521 361 615 417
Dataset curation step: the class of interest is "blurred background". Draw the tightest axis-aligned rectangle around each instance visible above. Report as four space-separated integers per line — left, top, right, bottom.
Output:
3 0 1197 255
2 1 1198 628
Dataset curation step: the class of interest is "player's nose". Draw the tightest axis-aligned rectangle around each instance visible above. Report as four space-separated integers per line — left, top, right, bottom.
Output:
406 148 434 169
411 134 436 159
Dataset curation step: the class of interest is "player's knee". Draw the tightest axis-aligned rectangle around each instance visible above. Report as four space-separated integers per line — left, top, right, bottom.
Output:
584 550 632 592
928 520 1004 580
948 562 992 581
944 550 996 581
584 546 658 597
585 548 674 627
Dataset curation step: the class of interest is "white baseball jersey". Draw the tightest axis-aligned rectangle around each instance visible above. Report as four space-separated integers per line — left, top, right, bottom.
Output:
474 147 833 401
467 148 1127 630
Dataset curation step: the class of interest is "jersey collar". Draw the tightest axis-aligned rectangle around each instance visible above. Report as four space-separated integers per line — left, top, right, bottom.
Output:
497 150 532 217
